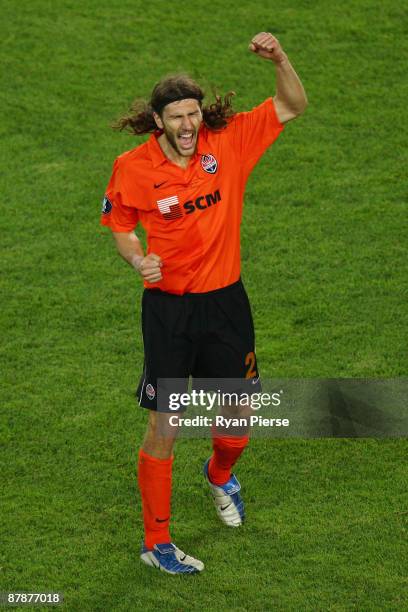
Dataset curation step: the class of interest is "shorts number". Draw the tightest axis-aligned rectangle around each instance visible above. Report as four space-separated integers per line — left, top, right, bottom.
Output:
245 351 256 379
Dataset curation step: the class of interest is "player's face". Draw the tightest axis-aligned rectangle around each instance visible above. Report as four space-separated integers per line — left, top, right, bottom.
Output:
155 99 203 157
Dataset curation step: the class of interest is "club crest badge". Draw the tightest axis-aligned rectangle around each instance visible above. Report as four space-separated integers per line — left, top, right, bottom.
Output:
201 154 218 174
146 383 156 400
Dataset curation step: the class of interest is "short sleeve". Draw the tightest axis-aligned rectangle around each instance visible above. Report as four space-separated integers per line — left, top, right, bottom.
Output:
100 158 139 232
228 98 284 171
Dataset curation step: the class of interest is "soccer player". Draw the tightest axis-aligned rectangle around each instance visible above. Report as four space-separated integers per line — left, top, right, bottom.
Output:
101 32 307 574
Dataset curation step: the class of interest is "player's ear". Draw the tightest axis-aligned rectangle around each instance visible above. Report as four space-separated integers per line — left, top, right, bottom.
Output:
153 111 163 130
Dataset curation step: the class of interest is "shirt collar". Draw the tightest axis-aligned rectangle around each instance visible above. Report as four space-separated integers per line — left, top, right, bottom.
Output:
147 125 210 168
147 130 167 167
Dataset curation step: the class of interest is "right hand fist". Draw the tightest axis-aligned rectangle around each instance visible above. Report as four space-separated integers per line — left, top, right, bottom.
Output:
248 32 286 63
137 253 163 283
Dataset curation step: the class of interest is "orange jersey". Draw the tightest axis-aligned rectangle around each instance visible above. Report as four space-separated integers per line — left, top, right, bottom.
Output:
101 98 284 295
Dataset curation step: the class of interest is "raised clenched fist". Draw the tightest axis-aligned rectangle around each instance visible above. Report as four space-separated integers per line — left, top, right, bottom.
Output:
248 32 286 63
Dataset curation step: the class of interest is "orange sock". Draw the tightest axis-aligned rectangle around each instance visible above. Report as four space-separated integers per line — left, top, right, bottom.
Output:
137 449 173 549
208 435 249 486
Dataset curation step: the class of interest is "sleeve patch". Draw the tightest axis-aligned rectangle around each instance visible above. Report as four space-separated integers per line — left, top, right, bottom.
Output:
102 196 113 215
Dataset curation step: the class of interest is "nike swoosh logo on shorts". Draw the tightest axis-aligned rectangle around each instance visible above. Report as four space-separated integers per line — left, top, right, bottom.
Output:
154 181 167 189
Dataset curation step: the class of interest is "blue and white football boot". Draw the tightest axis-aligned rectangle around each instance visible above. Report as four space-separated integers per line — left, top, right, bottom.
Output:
140 542 204 575
203 459 245 527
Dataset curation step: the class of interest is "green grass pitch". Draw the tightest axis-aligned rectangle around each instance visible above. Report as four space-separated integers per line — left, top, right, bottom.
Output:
1 0 407 610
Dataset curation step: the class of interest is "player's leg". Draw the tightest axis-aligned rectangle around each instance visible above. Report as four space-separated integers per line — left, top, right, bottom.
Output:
136 289 204 573
195 280 260 526
138 411 177 548
138 411 203 573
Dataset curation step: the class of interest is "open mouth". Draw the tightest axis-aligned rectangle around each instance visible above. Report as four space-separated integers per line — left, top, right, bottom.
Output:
178 132 195 150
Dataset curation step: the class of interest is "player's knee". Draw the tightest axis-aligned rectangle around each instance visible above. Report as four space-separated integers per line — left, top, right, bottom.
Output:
221 403 252 419
146 411 177 444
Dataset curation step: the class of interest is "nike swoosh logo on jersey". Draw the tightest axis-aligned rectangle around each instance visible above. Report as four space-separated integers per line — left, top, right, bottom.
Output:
154 181 167 189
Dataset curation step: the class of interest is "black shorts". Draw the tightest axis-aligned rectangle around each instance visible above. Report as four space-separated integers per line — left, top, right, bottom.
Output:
136 279 261 411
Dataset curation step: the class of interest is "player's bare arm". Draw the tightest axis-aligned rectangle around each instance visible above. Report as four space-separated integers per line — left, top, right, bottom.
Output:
249 32 307 124
112 231 163 283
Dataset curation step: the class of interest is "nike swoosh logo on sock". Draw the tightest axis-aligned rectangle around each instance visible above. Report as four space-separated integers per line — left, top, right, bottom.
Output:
155 517 169 523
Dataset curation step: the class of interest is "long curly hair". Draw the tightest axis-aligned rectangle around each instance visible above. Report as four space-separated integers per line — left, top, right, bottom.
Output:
113 74 236 134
